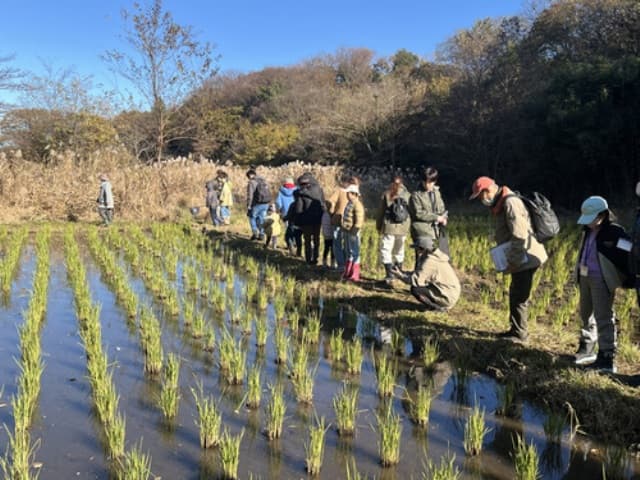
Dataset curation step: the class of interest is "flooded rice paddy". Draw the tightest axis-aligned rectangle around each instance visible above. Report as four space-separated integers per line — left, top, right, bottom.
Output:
0 224 638 479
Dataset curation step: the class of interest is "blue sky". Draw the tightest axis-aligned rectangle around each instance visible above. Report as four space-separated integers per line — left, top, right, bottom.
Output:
1 0 526 103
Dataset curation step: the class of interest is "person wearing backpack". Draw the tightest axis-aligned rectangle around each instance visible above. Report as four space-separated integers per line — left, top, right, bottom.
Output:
246 169 272 240
376 176 411 285
573 196 634 374
409 167 449 266
470 176 548 343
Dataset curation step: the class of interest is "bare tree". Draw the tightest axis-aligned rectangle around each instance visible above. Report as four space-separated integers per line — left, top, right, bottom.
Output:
103 0 219 162
0 54 25 112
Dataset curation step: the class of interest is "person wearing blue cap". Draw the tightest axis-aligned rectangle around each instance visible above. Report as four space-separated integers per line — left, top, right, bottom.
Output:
574 196 633 374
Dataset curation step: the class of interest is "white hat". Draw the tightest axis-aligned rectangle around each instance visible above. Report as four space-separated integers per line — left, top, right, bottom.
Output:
344 185 360 195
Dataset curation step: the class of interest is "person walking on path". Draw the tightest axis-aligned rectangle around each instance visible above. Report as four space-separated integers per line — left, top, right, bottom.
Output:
328 176 360 271
393 236 460 311
573 196 634 374
205 180 221 226
376 176 411 285
469 176 548 343
97 174 114 226
341 184 365 282
263 204 282 250
246 169 272 240
409 167 449 265
292 172 325 265
275 176 298 252
216 170 233 225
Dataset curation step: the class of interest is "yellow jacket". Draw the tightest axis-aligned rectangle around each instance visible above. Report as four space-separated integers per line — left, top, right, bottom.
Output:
219 180 233 207
263 212 282 237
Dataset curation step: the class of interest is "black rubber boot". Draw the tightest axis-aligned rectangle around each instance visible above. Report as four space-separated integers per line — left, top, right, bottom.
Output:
383 263 394 284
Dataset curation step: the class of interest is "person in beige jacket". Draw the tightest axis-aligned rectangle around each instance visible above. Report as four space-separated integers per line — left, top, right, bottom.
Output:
393 236 460 311
328 175 360 270
470 176 548 342
341 184 365 281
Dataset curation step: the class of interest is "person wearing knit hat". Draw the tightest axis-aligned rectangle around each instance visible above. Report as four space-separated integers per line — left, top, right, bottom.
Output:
469 175 548 343
96 174 114 226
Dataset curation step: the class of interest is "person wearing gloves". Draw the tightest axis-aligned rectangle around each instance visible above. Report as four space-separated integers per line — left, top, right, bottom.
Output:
341 184 365 281
97 174 114 226
574 196 634 374
393 236 460 311
469 176 548 343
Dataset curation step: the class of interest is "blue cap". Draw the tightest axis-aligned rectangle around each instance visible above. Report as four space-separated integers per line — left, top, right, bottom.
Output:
577 196 608 225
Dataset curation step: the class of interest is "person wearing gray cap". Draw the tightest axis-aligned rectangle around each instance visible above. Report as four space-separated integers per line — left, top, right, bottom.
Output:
574 196 634 374
96 174 114 226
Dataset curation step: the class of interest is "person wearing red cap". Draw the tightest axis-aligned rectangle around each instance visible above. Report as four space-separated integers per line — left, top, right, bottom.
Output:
470 176 548 343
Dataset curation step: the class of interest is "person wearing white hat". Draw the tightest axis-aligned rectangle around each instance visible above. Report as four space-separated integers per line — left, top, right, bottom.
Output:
341 184 365 281
574 196 634 374
96 174 114 226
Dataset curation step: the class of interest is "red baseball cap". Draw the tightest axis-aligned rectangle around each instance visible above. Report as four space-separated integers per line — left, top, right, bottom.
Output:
469 176 495 200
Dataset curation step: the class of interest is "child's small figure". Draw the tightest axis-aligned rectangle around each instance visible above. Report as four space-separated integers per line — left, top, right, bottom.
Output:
321 201 335 267
263 204 282 249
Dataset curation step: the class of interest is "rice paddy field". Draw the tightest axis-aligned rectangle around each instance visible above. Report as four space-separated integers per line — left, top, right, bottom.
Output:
0 219 638 480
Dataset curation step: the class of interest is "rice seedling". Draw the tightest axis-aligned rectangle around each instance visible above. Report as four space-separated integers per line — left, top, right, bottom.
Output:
410 384 432 427
421 336 440 370
256 288 269 311
0 426 39 480
345 337 363 375
255 314 268 348
289 341 309 380
158 354 181 421
543 410 565 445
374 352 397 398
305 415 327 475
333 383 359 436
116 442 152 480
191 383 222 448
376 402 402 466
265 383 286 440
191 310 206 339
287 308 300 332
512 435 540 480
246 366 261 409
240 309 252 336
463 405 491 456
496 382 517 417
423 453 460 480
329 328 345 362
104 412 126 458
292 364 316 404
390 328 405 356
225 339 246 386
272 295 286 321
219 328 235 372
274 325 288 365
305 311 321 344
345 458 367 480
245 278 258 304
203 323 216 352
182 299 194 327
219 428 244 480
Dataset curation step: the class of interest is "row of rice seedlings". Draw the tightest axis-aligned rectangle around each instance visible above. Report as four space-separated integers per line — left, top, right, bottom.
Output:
373 352 397 398
0 228 50 479
158 353 181 422
0 227 28 295
63 229 137 468
333 383 359 436
139 307 164 375
304 415 327 475
463 405 491 456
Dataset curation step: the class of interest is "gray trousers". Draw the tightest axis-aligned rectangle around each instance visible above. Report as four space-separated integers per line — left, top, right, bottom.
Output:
508 268 537 338
98 207 114 225
579 275 617 353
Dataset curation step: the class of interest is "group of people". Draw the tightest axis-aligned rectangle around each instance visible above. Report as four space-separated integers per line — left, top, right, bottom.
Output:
204 170 234 226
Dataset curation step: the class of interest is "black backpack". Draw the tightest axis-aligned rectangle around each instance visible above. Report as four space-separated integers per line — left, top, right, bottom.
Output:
510 191 560 243
388 197 410 224
254 178 272 204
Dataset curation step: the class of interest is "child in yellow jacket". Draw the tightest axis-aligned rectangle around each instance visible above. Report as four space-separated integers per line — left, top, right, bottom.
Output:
263 204 282 249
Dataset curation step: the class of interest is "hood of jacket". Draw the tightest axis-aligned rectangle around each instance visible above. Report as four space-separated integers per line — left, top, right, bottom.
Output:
279 185 297 197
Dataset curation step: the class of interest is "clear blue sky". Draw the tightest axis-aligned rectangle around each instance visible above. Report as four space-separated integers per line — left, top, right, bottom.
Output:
1 0 526 103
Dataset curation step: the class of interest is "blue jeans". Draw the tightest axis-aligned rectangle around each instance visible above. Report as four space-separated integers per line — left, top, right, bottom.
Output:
249 203 269 236
220 206 230 224
209 207 222 226
344 230 361 264
333 226 346 268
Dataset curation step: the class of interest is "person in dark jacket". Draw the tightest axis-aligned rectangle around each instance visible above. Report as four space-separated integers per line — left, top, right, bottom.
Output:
246 169 271 240
574 196 632 374
292 172 325 265
205 180 221 226
633 180 640 309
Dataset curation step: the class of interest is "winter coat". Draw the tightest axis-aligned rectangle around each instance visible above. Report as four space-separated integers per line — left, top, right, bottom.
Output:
292 174 325 226
321 212 333 238
275 185 297 216
376 185 411 236
411 249 460 310
328 188 349 226
409 186 446 241
576 221 634 293
492 186 548 272
218 180 233 207
247 176 269 208
205 181 219 209
97 180 114 208
263 212 282 237
341 198 365 232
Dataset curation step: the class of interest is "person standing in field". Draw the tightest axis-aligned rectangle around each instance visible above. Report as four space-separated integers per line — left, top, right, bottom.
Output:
205 180 221 226
321 200 335 268
632 180 640 309
97 174 114 226
341 184 365 281
409 167 449 266
469 176 548 343
292 172 325 265
328 176 360 271
246 169 272 240
263 204 282 250
574 196 635 374
376 176 411 285
216 170 233 225
275 176 297 253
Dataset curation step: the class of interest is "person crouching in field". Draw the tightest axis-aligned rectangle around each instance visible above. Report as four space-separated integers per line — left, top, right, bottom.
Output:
574 196 634 374
341 185 365 281
376 176 411 285
216 170 233 225
393 236 460 311
470 176 548 343
263 204 282 249
97 174 114 226
205 180 221 226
